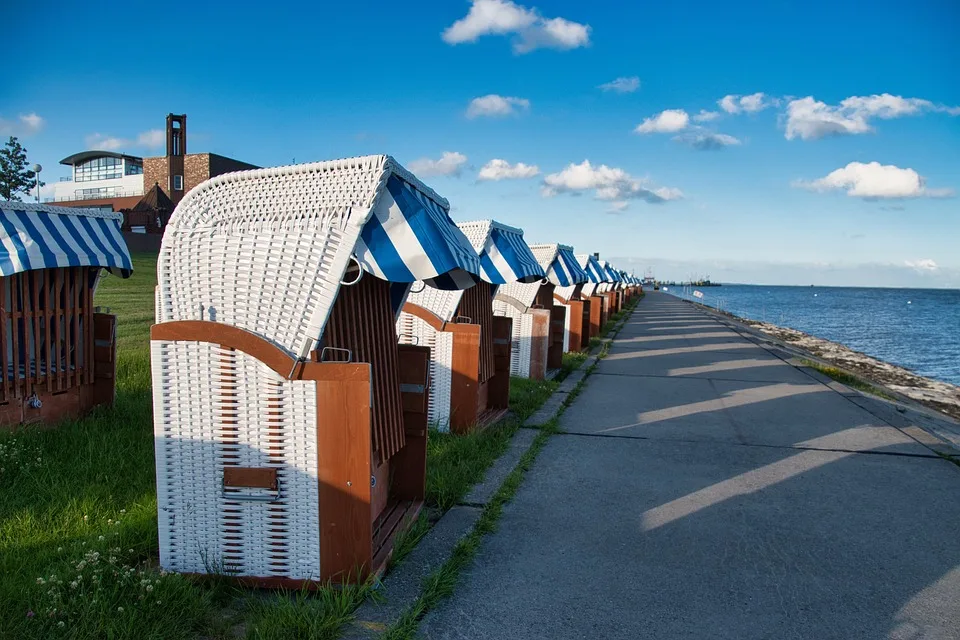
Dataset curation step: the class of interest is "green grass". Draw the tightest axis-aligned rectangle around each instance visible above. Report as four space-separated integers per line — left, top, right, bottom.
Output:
0 251 591 640
799 359 897 401
0 253 219 639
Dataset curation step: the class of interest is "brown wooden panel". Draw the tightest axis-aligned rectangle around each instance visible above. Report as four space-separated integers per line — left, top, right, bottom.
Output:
322 275 405 464
456 282 495 384
397 344 431 417
392 346 429 502
316 368 373 583
223 467 278 490
566 300 584 353
548 306 565 369
528 309 550 380
448 323 480 434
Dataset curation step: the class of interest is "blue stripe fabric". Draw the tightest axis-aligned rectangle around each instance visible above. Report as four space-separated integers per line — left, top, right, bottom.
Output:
0 203 133 277
481 226 543 284
354 174 480 290
577 254 605 283
556 246 589 285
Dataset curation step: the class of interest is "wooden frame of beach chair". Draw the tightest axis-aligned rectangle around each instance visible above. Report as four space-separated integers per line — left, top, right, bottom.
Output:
0 203 132 429
150 155 481 587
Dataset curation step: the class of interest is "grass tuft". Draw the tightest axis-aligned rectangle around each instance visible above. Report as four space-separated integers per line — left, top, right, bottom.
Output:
800 359 897 400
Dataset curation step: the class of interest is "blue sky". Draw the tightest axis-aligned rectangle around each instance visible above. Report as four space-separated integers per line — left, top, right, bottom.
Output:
3 0 958 287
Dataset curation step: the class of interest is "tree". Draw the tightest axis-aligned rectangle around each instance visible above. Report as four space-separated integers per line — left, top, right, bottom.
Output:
0 136 43 202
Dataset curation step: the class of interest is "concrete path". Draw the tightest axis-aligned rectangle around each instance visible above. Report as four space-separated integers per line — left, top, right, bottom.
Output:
419 292 960 640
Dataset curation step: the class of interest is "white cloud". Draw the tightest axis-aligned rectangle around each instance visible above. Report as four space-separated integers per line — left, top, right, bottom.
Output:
718 92 773 114
607 200 629 213
905 259 938 273
794 161 954 199
599 76 640 93
673 131 741 150
784 93 960 140
541 159 683 209
442 0 590 54
0 112 45 136
634 109 689 134
466 94 530 118
85 133 128 151
85 128 168 152
478 158 539 180
136 129 165 148
409 151 469 177
692 110 720 123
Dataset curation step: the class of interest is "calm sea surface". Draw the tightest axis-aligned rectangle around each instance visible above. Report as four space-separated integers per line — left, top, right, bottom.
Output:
663 285 960 386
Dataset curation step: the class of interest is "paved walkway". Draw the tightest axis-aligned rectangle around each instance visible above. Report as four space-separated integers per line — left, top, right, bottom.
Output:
420 292 960 639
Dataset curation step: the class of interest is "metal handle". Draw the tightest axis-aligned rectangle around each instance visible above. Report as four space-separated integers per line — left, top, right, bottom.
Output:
339 256 364 286
221 487 282 503
398 333 420 346
320 347 353 362
410 281 426 294
454 315 472 324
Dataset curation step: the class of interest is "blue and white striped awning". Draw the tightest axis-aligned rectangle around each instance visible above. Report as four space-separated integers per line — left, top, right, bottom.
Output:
576 253 606 284
457 220 543 284
601 261 622 283
533 244 589 287
0 202 133 277
355 174 481 290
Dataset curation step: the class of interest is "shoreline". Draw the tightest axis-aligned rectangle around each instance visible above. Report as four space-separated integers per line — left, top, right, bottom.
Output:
676 297 960 425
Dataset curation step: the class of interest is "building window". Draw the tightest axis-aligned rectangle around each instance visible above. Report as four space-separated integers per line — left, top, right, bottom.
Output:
173 175 183 191
125 159 143 176
74 156 123 182
75 186 118 199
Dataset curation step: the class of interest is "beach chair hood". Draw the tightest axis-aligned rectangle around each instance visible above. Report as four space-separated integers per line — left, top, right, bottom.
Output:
157 155 481 359
457 220 544 285
0 202 133 278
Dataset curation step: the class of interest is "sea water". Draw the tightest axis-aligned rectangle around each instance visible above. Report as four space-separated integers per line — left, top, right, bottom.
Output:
664 285 960 385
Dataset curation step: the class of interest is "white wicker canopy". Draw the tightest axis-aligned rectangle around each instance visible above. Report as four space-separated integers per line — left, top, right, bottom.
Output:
157 155 481 359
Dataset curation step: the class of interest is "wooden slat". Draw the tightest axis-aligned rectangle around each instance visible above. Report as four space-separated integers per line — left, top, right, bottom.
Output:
73 268 81 387
11 275 21 398
54 268 62 392
84 273 93 385
30 271 41 394
0 276 8 402
322 275 405 464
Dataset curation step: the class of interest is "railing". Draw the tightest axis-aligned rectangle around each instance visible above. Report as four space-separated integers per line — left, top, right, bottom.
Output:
44 189 144 203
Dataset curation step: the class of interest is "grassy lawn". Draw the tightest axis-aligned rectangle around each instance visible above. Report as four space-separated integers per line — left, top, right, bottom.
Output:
0 253 614 639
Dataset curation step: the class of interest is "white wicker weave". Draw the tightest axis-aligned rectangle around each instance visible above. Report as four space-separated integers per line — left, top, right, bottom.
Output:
554 284 577 302
396 310 454 430
152 341 321 580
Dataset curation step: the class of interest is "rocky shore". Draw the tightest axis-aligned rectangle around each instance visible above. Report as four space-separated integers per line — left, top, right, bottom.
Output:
734 317 960 423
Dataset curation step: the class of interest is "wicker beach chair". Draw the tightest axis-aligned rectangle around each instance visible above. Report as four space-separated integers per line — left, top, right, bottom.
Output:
578 253 611 337
151 155 482 586
0 202 132 428
529 244 591 354
495 243 587 378
397 220 542 433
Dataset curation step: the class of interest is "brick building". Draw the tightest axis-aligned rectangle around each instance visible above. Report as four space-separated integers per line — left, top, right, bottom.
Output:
51 113 258 225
